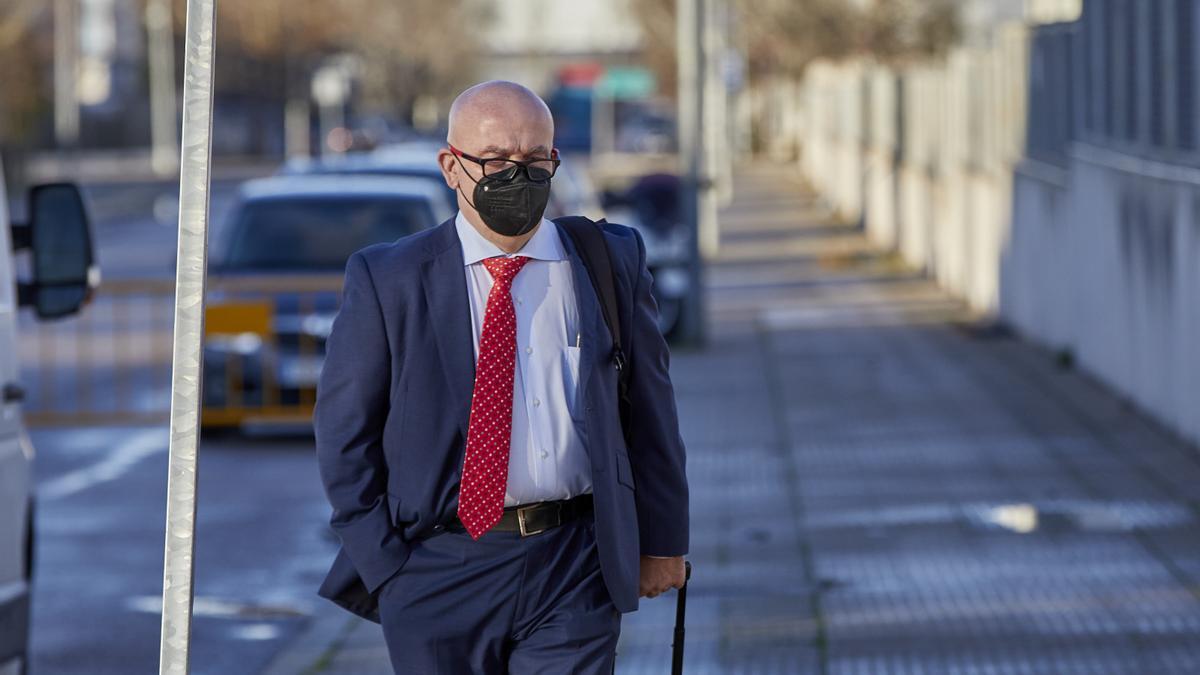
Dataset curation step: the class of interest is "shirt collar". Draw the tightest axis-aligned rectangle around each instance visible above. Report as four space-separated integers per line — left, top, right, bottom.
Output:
454 210 565 266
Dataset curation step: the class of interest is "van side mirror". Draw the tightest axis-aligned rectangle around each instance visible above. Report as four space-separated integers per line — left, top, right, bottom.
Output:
14 183 99 319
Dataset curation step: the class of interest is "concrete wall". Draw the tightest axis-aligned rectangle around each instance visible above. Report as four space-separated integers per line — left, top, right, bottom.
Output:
1005 149 1200 443
784 0 1200 444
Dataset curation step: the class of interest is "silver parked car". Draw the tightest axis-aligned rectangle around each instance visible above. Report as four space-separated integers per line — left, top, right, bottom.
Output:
201 174 451 432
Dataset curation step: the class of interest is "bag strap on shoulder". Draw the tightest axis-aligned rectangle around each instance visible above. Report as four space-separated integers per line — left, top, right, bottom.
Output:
553 216 623 367
553 215 633 445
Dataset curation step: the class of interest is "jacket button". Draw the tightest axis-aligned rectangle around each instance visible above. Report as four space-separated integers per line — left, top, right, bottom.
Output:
433 524 444 531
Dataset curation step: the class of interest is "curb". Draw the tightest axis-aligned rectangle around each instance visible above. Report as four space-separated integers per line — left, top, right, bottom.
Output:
260 602 363 675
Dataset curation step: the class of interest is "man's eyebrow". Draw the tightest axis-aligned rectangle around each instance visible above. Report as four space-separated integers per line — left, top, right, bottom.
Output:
478 144 550 157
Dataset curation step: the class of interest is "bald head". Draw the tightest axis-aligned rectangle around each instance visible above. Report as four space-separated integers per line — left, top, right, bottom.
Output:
446 80 554 153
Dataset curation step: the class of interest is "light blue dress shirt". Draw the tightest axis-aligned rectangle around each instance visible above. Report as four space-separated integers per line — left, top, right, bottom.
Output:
454 211 593 506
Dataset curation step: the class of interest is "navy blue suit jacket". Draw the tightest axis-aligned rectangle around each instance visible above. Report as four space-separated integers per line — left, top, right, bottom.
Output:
314 216 689 622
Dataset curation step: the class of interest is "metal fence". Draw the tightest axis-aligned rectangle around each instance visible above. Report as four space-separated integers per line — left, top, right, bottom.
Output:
1037 0 1200 162
18 276 341 429
19 279 175 427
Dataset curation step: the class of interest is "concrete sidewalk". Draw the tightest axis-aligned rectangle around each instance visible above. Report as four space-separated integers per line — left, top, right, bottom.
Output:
264 167 1200 674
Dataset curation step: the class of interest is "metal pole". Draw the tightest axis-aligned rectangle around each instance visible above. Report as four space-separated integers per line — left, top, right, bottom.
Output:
704 0 733 208
285 99 311 159
159 0 217 673
146 0 180 176
590 90 615 159
676 0 707 347
53 0 80 148
700 0 724 253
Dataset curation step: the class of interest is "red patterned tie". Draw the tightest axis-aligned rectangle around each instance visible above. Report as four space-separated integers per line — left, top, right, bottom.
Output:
457 255 532 539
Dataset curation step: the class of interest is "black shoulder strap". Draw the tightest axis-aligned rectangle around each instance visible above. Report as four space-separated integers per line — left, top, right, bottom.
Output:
553 216 633 446
554 216 623 366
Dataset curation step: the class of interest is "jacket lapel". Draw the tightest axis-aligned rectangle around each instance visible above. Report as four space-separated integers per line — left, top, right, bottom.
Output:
422 219 474 441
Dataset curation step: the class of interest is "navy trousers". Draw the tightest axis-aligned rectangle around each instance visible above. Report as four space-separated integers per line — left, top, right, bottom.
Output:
377 509 622 674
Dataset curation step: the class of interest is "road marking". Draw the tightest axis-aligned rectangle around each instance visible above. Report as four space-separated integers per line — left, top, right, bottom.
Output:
127 594 307 620
38 428 165 500
0 579 26 605
230 624 284 641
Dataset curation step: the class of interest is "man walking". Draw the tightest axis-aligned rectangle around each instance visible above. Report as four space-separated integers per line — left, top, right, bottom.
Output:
314 80 689 673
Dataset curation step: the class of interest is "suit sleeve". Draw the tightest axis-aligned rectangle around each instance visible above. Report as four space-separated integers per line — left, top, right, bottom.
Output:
625 228 690 558
314 250 411 594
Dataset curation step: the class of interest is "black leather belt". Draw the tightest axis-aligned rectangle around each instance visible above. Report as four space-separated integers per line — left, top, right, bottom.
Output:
448 492 594 537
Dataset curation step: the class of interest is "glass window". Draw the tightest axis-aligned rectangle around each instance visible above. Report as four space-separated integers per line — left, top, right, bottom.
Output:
223 196 435 271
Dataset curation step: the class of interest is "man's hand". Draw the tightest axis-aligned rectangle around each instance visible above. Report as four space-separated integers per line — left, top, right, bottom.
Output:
639 555 686 598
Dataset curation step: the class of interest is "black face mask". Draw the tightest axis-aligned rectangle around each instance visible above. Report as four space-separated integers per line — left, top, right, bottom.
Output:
454 158 552 237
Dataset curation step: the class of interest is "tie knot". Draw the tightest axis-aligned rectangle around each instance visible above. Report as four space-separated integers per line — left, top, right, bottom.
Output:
482 255 531 284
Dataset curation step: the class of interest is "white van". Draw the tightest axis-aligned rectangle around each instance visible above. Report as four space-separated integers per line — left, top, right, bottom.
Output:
0 156 97 675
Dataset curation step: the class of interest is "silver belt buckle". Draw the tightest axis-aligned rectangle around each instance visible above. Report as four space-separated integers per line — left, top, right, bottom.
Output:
517 501 561 537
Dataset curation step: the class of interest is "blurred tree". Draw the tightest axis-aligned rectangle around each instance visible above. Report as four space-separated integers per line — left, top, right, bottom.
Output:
2 0 481 153
344 0 481 127
0 1 52 147
160 0 481 130
737 0 862 78
633 0 961 95
857 0 962 64
629 0 678 96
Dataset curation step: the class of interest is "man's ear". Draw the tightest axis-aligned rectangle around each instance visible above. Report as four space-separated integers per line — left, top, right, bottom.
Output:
436 148 458 189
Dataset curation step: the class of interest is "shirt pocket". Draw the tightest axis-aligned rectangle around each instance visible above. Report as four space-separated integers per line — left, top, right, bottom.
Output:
563 345 584 422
